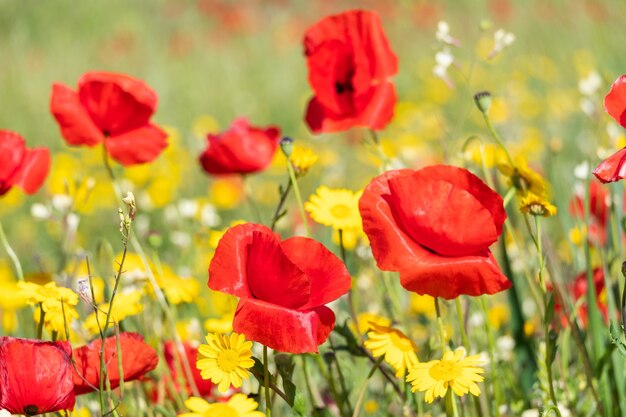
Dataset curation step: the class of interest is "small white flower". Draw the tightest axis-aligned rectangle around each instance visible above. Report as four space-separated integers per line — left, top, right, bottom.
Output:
178 199 198 218
31 203 51 220
489 29 516 59
433 47 455 87
170 231 191 248
496 335 515 361
201 204 221 227
52 194 73 212
573 161 590 180
579 71 602 96
435 20 460 46
580 98 595 116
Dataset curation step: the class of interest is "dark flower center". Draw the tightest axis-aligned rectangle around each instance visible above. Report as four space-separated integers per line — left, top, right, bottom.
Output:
335 81 354 94
24 405 39 416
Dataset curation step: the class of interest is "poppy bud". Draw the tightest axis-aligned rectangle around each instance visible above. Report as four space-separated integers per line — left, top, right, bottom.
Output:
280 136 294 157
474 91 492 114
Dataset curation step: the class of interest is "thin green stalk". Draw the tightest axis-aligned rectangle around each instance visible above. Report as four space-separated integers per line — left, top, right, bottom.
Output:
263 345 272 417
287 160 309 237
352 356 384 417
270 180 292 231
434 297 447 354
480 111 514 167
0 220 24 282
315 354 348 417
455 298 469 350
36 303 45 339
479 297 501 416
328 337 353 416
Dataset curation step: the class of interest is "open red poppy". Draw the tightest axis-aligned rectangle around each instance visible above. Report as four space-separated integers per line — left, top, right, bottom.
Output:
72 332 158 395
594 75 626 183
0 130 50 197
208 223 351 353
198 118 280 175
0 337 75 415
359 165 511 299
50 71 168 166
304 10 398 133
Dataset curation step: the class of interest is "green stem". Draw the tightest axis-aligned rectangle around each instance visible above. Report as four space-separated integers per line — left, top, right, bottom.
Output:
481 112 514 167
287 160 309 237
270 180 292 231
0 220 24 282
263 345 272 417
455 298 469 350
328 337 353 416
36 303 45 339
352 356 384 417
480 297 501 415
434 297 447 354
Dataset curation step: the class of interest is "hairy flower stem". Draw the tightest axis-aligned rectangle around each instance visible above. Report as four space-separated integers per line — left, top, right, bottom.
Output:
455 298 469 350
36 303 45 339
263 345 272 417
479 297 501 416
479 111 514 168
434 297 447 354
328 337 354 416
270 180 292 231
287 160 309 237
0 220 24 282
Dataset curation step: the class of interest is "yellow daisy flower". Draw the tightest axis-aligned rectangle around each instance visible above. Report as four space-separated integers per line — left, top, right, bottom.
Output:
354 312 391 335
304 186 363 230
407 348 484 403
364 322 419 377
179 394 265 417
497 157 547 198
196 332 255 393
519 192 557 217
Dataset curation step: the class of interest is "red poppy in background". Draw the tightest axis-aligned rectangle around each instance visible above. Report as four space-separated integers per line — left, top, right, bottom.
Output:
198 118 280 175
164 341 214 397
208 223 351 353
50 71 168 166
554 268 608 328
0 337 75 415
304 9 398 133
359 165 511 299
0 130 50 197
73 332 158 395
594 75 626 183
568 180 613 246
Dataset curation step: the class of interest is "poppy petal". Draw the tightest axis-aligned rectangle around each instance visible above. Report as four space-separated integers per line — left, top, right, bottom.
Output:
593 147 626 184
281 236 351 309
78 71 158 135
50 83 104 146
0 338 75 415
0 131 26 194
386 167 502 256
72 332 158 395
233 298 335 353
604 75 626 128
14 148 50 194
104 124 168 166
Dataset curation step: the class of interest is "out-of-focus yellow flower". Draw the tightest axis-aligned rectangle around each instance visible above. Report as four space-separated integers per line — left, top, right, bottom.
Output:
464 142 507 169
157 265 200 305
204 314 234 334
497 157 548 198
569 225 585 246
0 187 24 216
487 303 510 330
180 394 264 417
19 281 80 336
197 332 255 393
524 320 537 337
364 322 419 377
409 294 436 318
209 178 244 210
407 348 484 404
192 115 220 139
290 144 318 176
520 192 557 217
332 228 364 251
364 399 379 414
84 290 143 335
305 186 362 230
353 312 391 335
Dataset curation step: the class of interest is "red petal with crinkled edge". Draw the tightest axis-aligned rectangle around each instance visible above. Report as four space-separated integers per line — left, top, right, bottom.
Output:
78 71 158 136
233 298 335 353
604 75 626 128
199 118 280 175
50 83 104 146
15 147 50 194
104 124 168 166
281 236 351 309
209 223 310 308
360 167 510 299
593 147 626 183
386 165 504 256
0 337 75 415
72 332 158 395
305 82 396 133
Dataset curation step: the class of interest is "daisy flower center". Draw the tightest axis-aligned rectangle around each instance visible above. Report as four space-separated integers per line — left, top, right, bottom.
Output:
429 359 462 381
330 203 351 218
204 404 237 417
216 349 241 372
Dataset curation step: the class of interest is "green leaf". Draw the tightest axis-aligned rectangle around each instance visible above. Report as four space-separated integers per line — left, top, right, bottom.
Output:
544 292 556 326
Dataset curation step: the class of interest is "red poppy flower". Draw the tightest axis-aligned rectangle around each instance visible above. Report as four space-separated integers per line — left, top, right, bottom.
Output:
0 337 75 415
198 118 280 175
594 75 626 183
208 223 351 353
50 71 168 166
303 9 398 133
359 165 511 299
0 130 50 197
554 268 608 328
164 341 214 397
568 180 613 246
72 332 158 395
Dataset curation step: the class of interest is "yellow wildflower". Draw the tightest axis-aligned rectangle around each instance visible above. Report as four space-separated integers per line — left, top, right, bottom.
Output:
520 192 557 217
305 186 362 230
290 144 318 176
180 394 264 417
364 322 419 377
196 332 255 393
